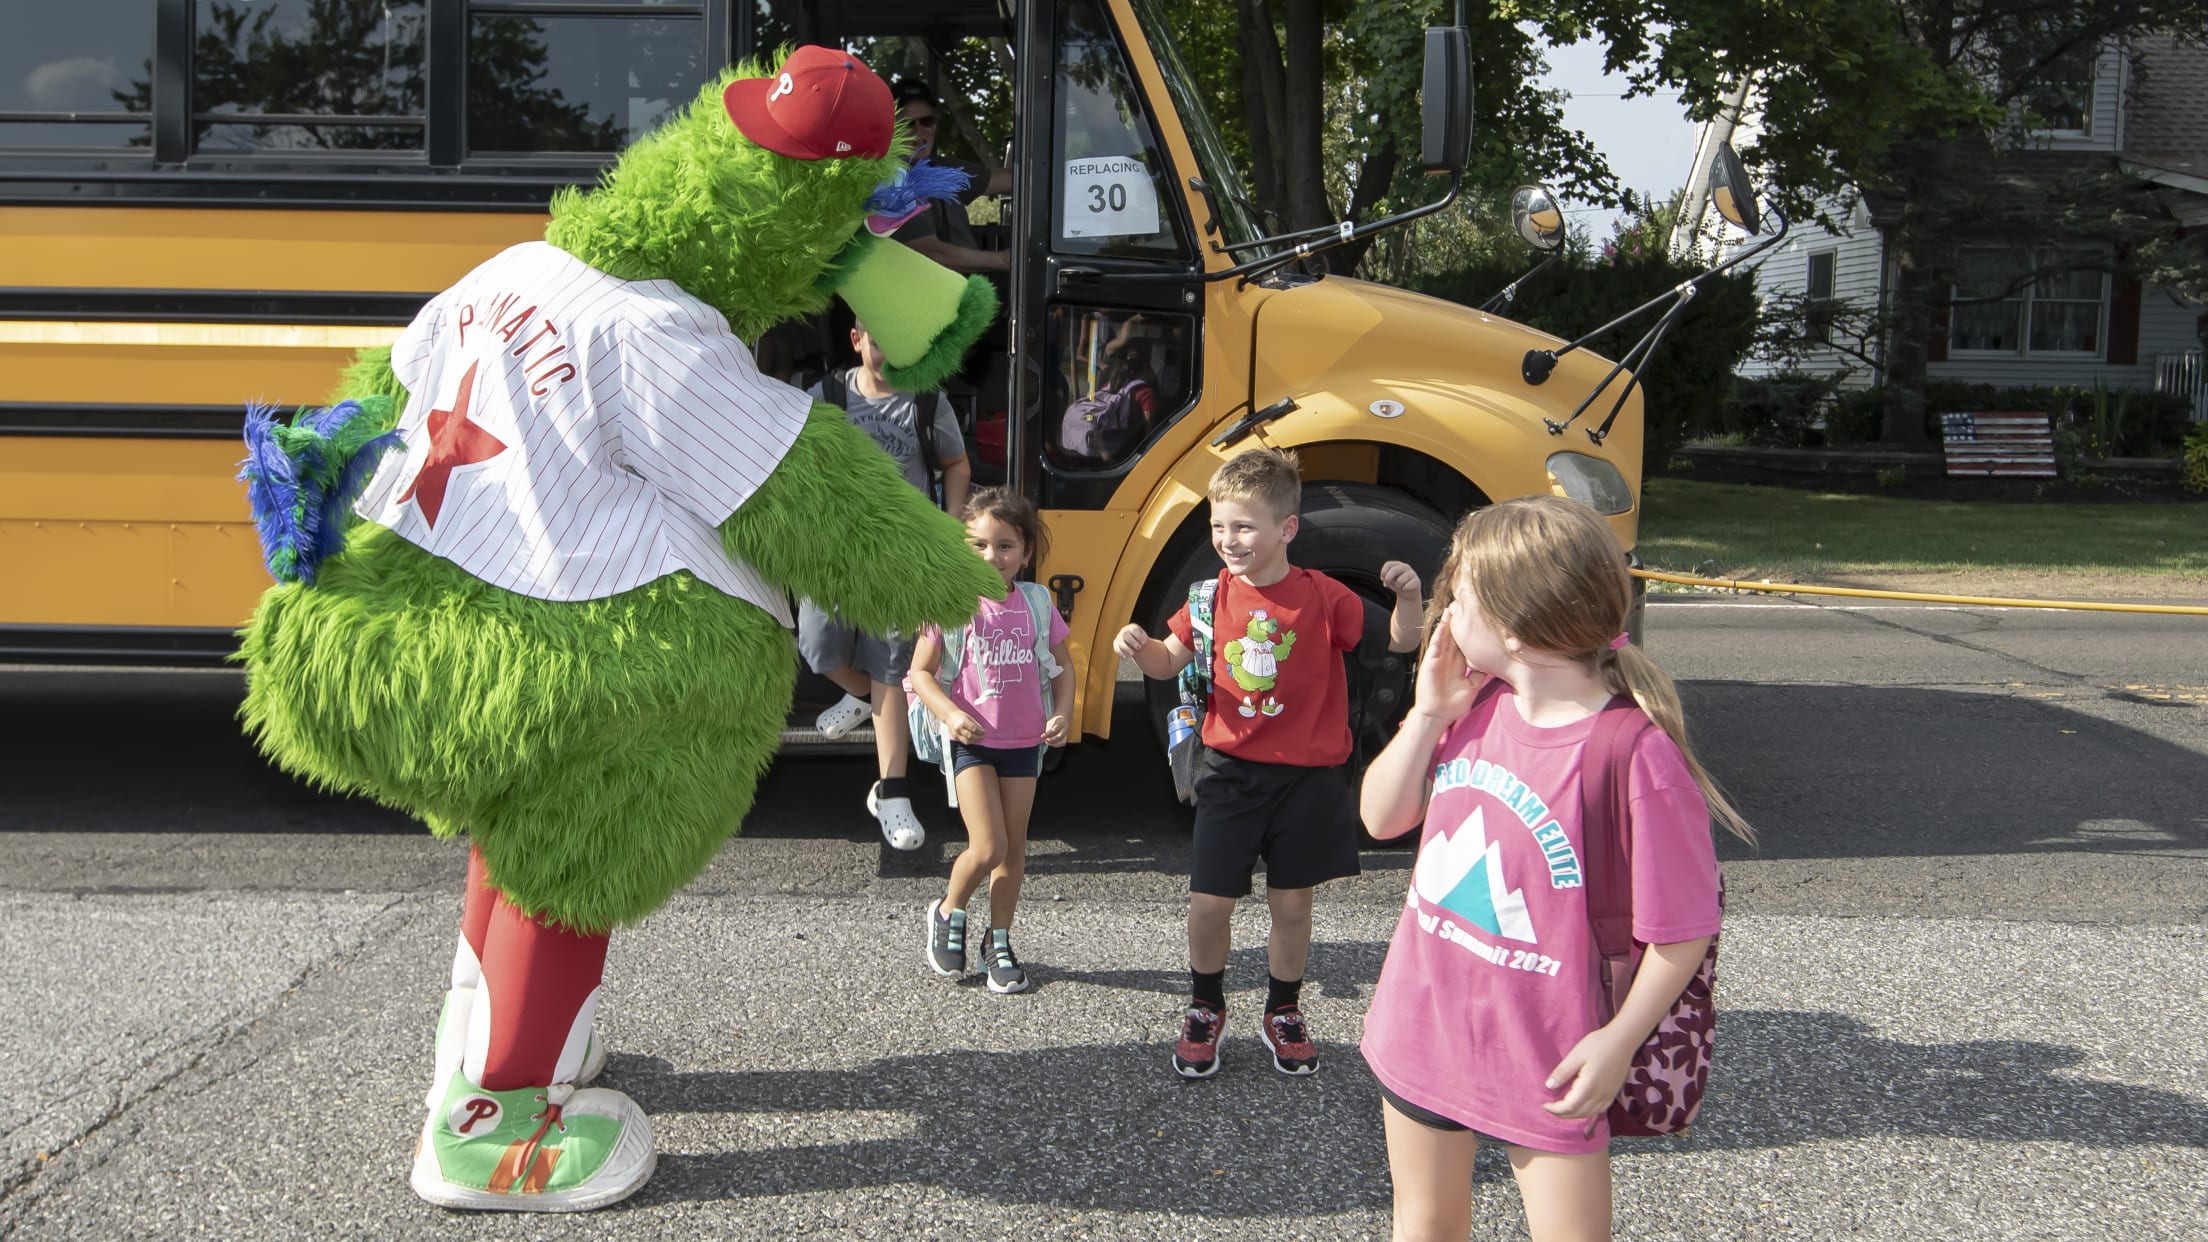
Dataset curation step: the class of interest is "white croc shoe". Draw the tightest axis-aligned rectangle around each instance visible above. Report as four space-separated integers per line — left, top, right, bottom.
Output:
867 781 925 851
814 693 870 740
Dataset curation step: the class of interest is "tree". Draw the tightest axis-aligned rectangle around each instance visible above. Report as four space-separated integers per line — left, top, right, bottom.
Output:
1594 0 2208 442
1159 0 1620 272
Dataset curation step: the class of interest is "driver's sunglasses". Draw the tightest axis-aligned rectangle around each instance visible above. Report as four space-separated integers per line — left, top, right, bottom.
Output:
907 113 938 129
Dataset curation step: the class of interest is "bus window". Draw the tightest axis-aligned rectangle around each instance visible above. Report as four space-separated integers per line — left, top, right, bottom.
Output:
6 2 153 150
468 9 707 154
188 0 428 152
1048 307 1194 468
1052 0 1186 259
749 0 803 62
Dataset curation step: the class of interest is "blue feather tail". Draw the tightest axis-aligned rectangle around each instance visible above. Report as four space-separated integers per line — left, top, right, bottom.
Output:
866 158 973 219
238 398 404 585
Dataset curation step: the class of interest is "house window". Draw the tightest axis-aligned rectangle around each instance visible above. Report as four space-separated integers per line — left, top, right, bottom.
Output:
1805 250 1836 346
1950 250 2106 357
2022 47 2095 135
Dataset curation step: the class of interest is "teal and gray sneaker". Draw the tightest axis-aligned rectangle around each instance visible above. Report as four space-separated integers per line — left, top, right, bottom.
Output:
983 928 1030 994
411 1070 654 1212
925 899 966 977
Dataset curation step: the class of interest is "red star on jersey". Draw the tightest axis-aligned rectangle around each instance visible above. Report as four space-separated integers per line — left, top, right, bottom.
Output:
397 360 507 528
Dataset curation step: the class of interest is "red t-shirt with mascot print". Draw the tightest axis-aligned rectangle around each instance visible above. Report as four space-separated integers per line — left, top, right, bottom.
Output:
1168 566 1366 767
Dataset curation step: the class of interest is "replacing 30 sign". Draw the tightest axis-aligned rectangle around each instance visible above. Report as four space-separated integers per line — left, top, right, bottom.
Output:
1062 156 1160 240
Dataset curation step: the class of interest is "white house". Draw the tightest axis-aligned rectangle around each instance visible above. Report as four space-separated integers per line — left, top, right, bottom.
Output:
1725 38 2208 417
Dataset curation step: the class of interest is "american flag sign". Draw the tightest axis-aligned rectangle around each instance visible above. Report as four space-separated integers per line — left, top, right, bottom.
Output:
1939 411 2057 478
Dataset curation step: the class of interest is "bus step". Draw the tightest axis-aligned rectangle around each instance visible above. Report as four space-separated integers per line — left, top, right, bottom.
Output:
777 725 876 748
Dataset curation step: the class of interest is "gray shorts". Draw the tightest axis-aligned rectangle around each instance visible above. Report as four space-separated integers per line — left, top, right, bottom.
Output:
796 600 915 684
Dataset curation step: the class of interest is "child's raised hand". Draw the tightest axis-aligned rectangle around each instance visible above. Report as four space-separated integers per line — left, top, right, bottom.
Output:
1410 606 1477 724
1111 624 1151 660
1042 714 1070 747
1379 560 1422 601
1541 1025 1638 1123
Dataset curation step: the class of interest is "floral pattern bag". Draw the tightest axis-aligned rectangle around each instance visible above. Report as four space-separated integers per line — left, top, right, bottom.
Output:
1579 700 1720 1138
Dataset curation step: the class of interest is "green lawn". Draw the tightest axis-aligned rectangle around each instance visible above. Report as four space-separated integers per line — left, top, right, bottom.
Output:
1636 479 2208 581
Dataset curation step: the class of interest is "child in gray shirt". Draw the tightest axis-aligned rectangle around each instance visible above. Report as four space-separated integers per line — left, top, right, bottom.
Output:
800 322 972 850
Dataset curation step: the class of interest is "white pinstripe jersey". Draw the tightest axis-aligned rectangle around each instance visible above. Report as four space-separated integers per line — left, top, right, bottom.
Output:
355 242 808 624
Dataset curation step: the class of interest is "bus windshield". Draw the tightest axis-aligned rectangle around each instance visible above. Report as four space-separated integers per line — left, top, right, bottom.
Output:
1125 0 1268 257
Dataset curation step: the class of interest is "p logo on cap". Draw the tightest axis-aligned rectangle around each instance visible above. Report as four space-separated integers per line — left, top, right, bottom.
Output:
724 46 893 161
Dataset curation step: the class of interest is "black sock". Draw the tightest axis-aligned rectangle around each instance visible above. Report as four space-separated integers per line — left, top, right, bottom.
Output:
1191 968 1226 1011
1267 974 1303 1013
874 776 910 800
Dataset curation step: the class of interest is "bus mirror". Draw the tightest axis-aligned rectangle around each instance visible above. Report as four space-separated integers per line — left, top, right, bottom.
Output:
1420 26 1472 175
1708 142 1762 234
1510 185 1566 252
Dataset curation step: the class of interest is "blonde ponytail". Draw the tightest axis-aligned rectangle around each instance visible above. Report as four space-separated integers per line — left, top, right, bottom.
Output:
1605 645 1756 845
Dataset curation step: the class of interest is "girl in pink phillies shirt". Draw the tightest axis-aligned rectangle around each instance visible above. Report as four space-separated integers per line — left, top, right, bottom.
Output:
910 489 1073 994
1359 496 1755 1242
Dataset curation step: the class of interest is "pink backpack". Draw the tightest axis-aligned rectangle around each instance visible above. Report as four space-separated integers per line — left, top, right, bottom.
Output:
1580 699 1721 1137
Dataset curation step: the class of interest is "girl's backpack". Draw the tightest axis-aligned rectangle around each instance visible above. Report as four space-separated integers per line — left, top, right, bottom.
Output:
907 580 1062 805
1580 698 1721 1138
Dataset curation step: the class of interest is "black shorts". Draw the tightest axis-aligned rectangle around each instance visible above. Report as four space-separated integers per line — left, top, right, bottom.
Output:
1379 1083 1470 1132
1189 749 1360 898
950 740 1040 779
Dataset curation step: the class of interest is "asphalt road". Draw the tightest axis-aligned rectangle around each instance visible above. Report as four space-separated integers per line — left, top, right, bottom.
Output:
1 597 2203 1240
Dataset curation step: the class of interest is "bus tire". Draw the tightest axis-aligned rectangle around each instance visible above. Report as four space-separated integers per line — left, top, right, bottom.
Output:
1142 482 1456 817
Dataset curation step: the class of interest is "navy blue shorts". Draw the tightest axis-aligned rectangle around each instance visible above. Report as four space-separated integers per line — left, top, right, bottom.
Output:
950 740 1041 779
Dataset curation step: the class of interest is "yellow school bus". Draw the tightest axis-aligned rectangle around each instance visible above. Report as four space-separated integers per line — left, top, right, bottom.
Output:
2 0 1645 766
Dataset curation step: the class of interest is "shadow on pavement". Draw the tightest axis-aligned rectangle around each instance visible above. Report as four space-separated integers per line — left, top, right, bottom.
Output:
601 1002 2204 1213
616 1042 1396 1216
1039 939 1387 1004
1694 1008 2208 1150
1682 682 2208 862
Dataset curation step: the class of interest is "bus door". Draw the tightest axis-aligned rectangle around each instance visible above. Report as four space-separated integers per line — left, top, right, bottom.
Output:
1008 0 1206 627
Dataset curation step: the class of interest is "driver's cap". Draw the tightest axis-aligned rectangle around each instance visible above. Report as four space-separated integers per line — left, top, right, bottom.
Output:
723 46 893 161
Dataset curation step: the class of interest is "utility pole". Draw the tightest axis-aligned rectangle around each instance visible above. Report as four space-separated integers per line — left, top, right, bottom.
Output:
1669 77 1754 260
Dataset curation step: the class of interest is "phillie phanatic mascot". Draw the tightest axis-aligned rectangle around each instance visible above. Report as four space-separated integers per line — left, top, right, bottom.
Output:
234 48 1003 1212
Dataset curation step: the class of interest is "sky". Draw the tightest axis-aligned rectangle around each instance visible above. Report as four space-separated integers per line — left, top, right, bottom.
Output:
1530 38 1703 242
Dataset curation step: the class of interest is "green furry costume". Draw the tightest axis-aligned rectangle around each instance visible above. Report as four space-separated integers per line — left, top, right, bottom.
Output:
240 69 1001 934
235 49 1006 1212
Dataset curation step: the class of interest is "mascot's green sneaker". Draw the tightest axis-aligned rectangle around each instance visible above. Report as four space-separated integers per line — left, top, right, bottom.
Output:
426 988 605 1107
411 1071 654 1212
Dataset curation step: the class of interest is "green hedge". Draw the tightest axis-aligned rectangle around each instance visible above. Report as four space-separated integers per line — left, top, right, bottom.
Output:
1415 253 1760 474
1712 379 2194 457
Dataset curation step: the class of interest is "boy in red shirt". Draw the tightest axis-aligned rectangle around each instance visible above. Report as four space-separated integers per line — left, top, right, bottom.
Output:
1115 449 1424 1077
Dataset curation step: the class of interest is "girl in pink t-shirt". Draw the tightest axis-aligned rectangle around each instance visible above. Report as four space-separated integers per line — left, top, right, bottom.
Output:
910 489 1073 994
1359 495 1755 1241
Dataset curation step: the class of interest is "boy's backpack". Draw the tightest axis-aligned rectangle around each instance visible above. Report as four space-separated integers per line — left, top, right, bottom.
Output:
907 580 1062 806
821 368 947 505
1580 698 1721 1138
1166 572 1227 806
1059 379 1151 461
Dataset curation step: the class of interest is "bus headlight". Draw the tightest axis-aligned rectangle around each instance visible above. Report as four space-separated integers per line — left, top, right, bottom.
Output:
1544 452 1634 514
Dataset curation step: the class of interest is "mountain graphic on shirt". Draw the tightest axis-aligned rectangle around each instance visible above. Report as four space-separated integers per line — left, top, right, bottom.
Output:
1413 806 1536 943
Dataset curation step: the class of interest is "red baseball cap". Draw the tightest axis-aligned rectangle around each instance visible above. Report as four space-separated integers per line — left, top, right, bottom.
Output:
723 46 893 161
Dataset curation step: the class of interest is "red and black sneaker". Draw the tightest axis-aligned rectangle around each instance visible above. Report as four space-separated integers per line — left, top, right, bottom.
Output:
1171 1002 1226 1079
1259 1004 1318 1076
